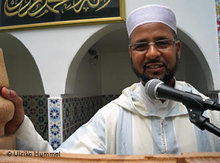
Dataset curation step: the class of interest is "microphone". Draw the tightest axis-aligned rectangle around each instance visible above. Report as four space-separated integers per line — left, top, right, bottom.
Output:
145 79 220 111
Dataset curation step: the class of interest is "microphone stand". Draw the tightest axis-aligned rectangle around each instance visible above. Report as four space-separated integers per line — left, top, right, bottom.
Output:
186 106 220 137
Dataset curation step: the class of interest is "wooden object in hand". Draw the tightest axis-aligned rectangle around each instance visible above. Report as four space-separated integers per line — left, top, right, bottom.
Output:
0 48 15 149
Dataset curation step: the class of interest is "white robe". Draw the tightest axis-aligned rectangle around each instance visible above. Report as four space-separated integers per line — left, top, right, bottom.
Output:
15 81 220 154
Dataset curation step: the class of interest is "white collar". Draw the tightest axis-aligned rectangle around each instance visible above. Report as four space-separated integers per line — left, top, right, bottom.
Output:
134 82 176 118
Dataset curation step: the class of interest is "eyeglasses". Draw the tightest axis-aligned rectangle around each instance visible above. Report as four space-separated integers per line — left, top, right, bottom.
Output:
129 39 177 53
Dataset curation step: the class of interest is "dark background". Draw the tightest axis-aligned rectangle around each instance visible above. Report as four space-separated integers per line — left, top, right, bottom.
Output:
0 0 120 27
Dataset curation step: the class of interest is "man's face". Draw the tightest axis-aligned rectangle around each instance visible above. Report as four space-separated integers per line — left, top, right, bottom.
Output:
129 22 181 85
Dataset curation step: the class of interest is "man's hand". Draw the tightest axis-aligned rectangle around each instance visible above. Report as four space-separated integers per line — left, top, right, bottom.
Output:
1 87 24 135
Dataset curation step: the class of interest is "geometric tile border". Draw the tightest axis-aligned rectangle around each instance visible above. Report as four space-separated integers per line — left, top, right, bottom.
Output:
48 97 63 150
48 95 119 150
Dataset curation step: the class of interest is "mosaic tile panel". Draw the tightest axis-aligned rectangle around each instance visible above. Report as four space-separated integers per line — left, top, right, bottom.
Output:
62 96 102 141
48 98 63 150
21 95 49 141
48 95 119 149
62 95 119 141
216 0 220 56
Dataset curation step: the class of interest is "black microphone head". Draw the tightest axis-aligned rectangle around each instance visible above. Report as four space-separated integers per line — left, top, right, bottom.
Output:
145 79 163 99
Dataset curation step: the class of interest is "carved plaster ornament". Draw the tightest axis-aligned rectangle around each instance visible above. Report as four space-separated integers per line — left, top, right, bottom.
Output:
0 48 15 149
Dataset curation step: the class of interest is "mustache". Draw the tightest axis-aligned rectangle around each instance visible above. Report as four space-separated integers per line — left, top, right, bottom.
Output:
143 60 167 69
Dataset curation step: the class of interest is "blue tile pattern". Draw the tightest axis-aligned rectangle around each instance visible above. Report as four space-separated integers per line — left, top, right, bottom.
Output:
48 97 63 150
21 95 49 140
48 95 119 150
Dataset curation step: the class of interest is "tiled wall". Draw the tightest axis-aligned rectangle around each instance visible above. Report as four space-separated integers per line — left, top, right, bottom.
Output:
48 95 119 150
216 0 220 56
48 98 63 149
21 95 49 141
62 96 102 141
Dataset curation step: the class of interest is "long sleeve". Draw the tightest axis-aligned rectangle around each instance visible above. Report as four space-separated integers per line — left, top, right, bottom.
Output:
15 115 53 152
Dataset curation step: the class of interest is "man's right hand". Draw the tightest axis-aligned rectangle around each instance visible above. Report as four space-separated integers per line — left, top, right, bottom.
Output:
1 87 25 135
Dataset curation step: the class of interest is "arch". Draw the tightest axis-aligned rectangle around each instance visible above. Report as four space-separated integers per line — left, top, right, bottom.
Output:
0 33 45 95
65 23 137 95
176 28 214 93
65 24 214 96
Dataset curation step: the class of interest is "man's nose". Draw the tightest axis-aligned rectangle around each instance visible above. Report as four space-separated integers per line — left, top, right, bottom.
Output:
145 44 161 59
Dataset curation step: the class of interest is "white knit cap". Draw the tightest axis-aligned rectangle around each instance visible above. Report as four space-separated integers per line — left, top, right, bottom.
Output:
126 4 177 37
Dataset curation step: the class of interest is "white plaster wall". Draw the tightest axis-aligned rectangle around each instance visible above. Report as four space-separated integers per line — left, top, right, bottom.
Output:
7 0 220 96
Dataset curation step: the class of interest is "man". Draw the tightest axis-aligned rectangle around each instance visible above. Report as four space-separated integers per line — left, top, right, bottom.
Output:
3 4 220 154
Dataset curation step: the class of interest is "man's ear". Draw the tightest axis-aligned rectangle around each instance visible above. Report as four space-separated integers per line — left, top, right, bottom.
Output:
176 40 181 59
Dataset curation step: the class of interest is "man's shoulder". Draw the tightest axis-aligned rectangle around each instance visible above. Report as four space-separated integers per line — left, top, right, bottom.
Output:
176 80 208 99
98 101 122 115
176 80 196 92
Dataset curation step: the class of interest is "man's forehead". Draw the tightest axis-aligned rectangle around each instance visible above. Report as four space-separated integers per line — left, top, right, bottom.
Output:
130 22 175 41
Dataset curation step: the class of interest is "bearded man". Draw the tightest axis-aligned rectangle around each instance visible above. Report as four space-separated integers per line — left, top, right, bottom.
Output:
3 4 220 154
